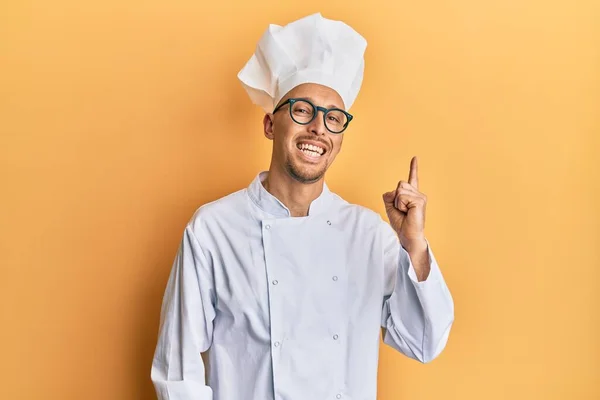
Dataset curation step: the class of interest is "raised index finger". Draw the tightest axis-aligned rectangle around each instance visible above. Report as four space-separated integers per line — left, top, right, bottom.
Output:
408 156 419 189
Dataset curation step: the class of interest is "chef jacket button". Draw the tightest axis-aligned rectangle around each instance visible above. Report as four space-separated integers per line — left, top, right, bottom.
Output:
333 334 339 340
265 224 271 230
272 280 278 285
327 220 332 225
274 341 280 347
336 394 342 399
332 276 338 281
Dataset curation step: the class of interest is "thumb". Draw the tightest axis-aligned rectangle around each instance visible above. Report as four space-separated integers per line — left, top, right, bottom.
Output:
382 191 395 205
383 191 404 226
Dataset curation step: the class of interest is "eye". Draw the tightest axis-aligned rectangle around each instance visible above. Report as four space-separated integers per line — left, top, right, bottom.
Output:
328 115 341 123
292 105 313 115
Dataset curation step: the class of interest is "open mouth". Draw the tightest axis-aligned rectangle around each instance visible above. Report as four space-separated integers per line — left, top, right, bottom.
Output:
296 142 327 159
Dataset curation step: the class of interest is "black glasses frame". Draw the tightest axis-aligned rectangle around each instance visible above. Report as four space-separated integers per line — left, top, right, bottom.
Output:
272 98 353 134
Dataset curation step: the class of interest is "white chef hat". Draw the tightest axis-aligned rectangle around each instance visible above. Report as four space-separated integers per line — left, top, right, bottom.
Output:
238 12 367 113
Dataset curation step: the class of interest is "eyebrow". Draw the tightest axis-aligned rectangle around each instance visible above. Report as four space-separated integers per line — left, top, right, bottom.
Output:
298 97 344 110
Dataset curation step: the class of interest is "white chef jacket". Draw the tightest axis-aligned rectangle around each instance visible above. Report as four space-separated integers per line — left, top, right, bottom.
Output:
151 170 454 400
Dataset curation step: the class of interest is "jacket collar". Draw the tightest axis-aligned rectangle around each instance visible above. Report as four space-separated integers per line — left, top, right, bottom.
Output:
247 171 334 217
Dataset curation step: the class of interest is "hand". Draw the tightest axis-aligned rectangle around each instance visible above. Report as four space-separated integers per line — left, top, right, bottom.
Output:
382 156 428 252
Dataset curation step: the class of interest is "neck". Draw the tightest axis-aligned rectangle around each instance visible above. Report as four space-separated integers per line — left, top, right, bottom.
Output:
262 165 325 217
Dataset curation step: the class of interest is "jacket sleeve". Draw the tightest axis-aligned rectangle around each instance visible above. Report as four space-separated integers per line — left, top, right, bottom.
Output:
151 224 216 399
380 219 454 363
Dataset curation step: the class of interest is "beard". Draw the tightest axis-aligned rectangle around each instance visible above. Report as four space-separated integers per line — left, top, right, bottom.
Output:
285 157 328 184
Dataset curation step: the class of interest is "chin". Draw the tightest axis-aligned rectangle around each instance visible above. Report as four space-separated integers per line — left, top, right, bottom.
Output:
286 160 328 184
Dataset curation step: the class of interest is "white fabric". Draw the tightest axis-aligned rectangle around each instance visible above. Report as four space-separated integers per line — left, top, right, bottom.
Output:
151 171 455 400
238 13 367 112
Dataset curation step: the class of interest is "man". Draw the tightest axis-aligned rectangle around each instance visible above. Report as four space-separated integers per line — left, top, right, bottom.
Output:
151 12 454 400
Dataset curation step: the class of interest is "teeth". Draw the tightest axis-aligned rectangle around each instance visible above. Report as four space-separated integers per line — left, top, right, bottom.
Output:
301 149 320 157
298 143 324 155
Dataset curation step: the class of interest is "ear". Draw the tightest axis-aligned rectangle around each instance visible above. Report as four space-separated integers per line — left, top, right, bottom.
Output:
263 114 275 140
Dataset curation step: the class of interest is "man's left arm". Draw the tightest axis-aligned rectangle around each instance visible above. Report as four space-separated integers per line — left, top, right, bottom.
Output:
380 224 454 363
380 156 454 363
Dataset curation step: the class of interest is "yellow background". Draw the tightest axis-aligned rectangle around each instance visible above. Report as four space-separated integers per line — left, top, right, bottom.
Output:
1 1 598 399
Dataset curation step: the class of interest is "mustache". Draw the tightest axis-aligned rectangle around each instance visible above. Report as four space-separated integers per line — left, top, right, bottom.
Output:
295 137 330 148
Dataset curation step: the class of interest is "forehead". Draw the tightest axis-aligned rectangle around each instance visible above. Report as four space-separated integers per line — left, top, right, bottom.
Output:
281 83 345 110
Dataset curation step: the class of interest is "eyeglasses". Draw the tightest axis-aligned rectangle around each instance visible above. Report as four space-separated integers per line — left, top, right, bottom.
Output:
272 98 353 134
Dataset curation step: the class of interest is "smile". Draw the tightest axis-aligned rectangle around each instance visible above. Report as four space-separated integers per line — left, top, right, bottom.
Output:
296 142 326 159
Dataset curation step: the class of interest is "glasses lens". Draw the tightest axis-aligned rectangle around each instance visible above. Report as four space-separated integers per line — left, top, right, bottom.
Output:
325 110 348 133
290 100 315 124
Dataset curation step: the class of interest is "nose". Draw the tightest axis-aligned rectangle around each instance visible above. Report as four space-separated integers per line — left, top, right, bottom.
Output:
307 110 327 136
